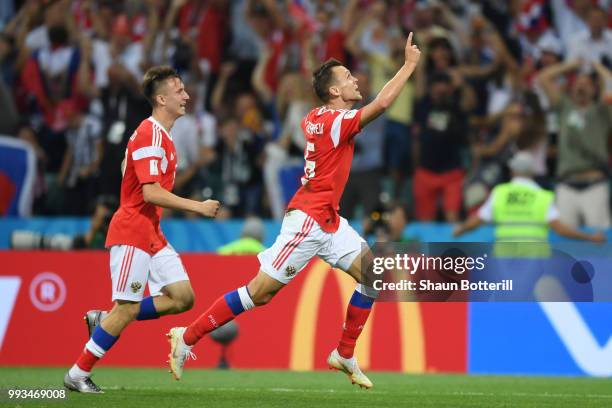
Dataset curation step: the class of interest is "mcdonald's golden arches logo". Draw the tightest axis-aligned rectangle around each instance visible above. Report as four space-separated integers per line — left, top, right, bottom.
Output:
289 259 426 372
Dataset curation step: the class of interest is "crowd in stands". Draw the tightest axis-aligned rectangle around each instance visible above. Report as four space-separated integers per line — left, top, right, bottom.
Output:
0 0 610 229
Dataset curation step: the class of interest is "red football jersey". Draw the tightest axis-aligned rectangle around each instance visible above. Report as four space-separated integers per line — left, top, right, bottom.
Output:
105 117 177 255
287 106 363 232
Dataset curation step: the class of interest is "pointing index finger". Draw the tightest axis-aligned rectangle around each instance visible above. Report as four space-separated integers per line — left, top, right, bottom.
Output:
407 32 413 46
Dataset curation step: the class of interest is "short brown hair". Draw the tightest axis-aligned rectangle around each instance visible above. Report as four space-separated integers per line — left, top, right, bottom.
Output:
312 59 343 102
142 66 181 107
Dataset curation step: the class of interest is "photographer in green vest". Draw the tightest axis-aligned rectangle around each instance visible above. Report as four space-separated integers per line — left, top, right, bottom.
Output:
453 152 606 243
217 217 266 255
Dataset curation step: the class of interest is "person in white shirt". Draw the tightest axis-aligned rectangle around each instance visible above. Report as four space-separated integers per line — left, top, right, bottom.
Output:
567 7 612 65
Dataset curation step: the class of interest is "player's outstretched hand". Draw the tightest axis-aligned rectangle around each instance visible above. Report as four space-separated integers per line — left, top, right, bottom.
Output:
199 200 220 218
405 32 421 64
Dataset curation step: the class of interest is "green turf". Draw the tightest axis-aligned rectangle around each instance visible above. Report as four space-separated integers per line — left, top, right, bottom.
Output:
1 367 611 408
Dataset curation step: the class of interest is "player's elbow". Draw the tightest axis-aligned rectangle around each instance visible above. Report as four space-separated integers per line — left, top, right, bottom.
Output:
376 96 392 111
142 190 153 204
142 184 157 204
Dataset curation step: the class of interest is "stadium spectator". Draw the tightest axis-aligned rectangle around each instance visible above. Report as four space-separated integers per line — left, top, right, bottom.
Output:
246 0 295 94
0 0 610 223
20 20 82 172
340 71 385 220
453 151 606 243
19 0 71 56
551 0 591 52
263 71 314 220
0 32 17 88
210 116 264 218
412 72 469 222
347 5 415 201
566 6 612 66
170 81 217 213
56 101 103 215
217 216 265 255
537 59 612 229
96 65 151 207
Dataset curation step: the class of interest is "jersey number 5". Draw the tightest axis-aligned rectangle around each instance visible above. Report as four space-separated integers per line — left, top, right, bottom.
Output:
301 142 315 186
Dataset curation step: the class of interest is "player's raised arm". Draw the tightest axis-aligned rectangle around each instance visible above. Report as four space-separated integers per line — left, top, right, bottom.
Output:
360 32 421 127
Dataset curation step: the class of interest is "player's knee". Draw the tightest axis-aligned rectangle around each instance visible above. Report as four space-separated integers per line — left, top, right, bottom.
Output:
114 301 140 321
175 294 195 312
250 290 276 306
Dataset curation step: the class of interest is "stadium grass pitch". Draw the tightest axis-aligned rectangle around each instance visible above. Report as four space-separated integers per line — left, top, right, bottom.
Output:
1 367 611 407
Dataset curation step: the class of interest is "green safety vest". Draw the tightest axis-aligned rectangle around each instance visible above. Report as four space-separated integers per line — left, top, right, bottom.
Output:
217 237 265 255
492 182 554 258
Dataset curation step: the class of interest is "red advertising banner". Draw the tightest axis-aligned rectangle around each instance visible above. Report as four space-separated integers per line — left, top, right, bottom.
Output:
0 251 467 372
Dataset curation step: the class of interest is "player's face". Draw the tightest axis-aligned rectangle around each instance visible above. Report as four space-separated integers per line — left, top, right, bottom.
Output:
331 66 362 102
161 77 190 118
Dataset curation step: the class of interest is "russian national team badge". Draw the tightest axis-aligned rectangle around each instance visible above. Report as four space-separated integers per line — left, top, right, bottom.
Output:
285 265 297 277
130 281 143 293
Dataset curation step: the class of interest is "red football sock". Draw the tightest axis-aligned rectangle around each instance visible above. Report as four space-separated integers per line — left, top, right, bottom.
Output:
76 348 99 372
183 295 236 346
337 304 372 359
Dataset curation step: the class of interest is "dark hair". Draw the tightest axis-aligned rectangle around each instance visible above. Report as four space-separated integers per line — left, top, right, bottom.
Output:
312 58 343 102
425 36 457 71
142 66 181 107
48 24 69 46
429 71 452 85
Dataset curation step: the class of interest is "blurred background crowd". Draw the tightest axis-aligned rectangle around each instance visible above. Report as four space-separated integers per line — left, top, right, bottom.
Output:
0 0 610 232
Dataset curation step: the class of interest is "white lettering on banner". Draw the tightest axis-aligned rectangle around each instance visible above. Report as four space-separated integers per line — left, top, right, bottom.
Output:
0 277 21 350
540 301 612 377
29 272 66 312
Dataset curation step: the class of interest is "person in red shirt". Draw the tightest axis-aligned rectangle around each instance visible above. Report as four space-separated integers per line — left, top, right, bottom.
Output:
167 33 421 389
63 66 220 393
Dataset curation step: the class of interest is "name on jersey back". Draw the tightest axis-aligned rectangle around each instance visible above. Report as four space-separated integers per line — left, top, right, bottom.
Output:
305 121 324 135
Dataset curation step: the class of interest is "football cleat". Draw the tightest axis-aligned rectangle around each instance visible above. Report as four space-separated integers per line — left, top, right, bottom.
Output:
63 372 104 393
327 349 373 389
166 327 196 380
84 310 109 338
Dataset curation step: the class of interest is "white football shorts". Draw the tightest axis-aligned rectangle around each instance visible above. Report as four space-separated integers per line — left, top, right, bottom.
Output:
109 244 189 301
258 209 367 284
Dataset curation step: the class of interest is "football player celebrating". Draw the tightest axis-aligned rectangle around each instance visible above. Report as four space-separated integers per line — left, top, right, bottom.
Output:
167 33 421 389
63 66 220 393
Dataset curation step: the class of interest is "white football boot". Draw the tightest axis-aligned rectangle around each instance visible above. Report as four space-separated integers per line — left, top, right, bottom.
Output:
166 327 196 380
327 349 373 389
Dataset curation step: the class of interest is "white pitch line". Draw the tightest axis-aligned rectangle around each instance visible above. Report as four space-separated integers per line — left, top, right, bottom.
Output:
100 386 612 399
